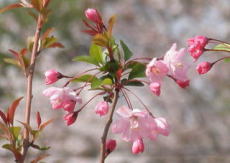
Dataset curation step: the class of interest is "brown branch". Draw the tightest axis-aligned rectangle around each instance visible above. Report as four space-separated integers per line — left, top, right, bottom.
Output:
20 14 43 163
100 90 119 163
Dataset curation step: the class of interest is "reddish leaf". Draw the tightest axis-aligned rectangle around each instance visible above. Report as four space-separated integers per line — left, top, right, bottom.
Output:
48 42 64 48
0 122 10 140
36 112 42 128
7 97 23 125
0 3 23 13
20 48 28 56
42 27 55 40
31 154 50 163
39 119 54 131
0 110 7 124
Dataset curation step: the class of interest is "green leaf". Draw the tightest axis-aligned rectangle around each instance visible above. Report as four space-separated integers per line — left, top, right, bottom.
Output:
9 127 21 139
31 144 50 151
90 44 103 64
120 40 133 61
128 62 146 79
123 80 144 86
72 56 98 66
91 78 102 89
71 74 98 83
3 58 19 66
102 78 113 85
224 58 230 62
213 43 230 52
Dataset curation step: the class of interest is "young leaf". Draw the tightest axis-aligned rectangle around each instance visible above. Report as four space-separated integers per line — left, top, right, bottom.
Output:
213 43 230 52
128 62 146 79
93 34 109 47
71 74 98 83
7 97 23 125
102 78 113 85
31 154 50 163
108 15 116 36
36 112 42 128
90 44 103 64
123 80 144 87
0 3 23 14
91 78 103 89
39 119 54 131
3 58 20 66
0 122 10 140
9 127 21 139
120 40 133 61
73 56 98 66
0 110 7 124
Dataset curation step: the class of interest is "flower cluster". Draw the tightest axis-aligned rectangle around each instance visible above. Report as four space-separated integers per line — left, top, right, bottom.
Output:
112 106 169 154
146 43 190 96
43 87 82 125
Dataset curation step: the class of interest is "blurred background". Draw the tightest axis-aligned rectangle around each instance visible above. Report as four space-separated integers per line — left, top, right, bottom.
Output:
0 0 230 162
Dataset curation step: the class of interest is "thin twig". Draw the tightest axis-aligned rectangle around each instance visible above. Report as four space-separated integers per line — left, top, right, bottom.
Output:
100 90 119 163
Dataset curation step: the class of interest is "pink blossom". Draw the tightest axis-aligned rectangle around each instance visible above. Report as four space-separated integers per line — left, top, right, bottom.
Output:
164 43 190 84
85 8 102 24
149 82 161 96
95 101 109 116
187 35 208 60
176 80 190 88
146 58 168 84
43 87 82 112
196 62 212 74
132 138 144 154
112 106 170 142
45 69 62 85
155 117 170 136
106 139 117 154
64 112 77 126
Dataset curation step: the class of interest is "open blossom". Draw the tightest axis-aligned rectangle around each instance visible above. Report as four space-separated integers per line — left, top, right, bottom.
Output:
187 35 208 60
196 62 212 74
112 106 170 142
43 87 82 112
132 138 144 154
146 58 168 84
85 8 102 24
64 112 78 126
164 43 190 88
95 101 109 116
45 69 62 85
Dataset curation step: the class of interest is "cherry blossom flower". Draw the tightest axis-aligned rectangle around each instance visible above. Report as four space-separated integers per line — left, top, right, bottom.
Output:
187 35 208 60
43 87 82 112
164 43 190 87
64 112 78 126
132 138 144 154
112 106 169 142
95 101 109 116
44 69 62 85
146 58 168 84
196 62 212 74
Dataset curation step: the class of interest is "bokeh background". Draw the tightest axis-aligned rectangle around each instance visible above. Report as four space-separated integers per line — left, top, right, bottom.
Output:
0 0 230 162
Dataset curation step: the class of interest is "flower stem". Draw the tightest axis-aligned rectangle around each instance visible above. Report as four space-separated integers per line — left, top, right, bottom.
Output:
100 90 119 163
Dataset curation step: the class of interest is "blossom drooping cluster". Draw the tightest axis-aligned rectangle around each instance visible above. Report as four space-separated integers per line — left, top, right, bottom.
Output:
146 43 190 96
43 87 82 125
112 106 169 154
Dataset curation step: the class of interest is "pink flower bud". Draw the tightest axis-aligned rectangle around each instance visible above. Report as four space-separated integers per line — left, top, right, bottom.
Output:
95 101 109 116
85 8 102 24
45 69 62 85
132 138 144 154
187 35 208 60
196 62 212 74
64 112 77 126
106 139 116 154
176 80 190 88
149 82 161 96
